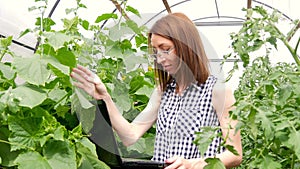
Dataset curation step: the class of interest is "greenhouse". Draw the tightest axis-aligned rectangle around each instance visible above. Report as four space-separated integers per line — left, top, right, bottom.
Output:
0 0 299 168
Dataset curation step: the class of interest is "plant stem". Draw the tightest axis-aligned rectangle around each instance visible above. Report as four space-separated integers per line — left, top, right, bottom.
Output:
291 154 295 169
272 23 300 65
0 139 35 151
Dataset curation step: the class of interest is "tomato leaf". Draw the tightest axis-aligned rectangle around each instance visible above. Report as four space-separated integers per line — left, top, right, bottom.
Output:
204 158 226 169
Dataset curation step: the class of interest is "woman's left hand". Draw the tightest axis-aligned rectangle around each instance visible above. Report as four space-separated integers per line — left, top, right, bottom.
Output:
165 156 206 169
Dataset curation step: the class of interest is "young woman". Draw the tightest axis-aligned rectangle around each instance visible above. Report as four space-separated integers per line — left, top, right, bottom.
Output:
71 12 242 169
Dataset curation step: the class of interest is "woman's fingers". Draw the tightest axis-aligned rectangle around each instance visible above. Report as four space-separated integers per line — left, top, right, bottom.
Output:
165 156 183 169
72 65 101 84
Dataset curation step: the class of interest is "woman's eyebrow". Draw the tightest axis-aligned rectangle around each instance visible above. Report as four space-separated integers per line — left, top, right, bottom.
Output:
158 43 172 48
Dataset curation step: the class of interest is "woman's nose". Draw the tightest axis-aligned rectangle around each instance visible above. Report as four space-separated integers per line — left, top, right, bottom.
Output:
156 56 165 64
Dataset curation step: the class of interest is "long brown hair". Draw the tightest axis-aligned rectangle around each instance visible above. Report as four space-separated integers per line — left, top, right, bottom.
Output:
148 12 210 91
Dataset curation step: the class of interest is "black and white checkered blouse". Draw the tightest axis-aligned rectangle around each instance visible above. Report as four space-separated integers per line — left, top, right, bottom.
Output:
152 75 225 162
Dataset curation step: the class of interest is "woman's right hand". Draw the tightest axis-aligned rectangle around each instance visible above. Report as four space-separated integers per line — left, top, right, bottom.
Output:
71 65 109 100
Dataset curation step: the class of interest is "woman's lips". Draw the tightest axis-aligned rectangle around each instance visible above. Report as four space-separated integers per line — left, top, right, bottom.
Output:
163 65 171 71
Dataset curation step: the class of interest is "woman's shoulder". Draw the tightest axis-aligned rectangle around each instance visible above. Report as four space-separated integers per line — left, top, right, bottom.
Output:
212 80 234 97
212 80 236 112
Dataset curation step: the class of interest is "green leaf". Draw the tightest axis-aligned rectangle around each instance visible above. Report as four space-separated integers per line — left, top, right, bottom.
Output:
74 88 94 109
115 93 131 113
194 127 219 157
277 85 292 106
259 155 282 169
76 142 110 169
266 36 277 49
0 36 13 48
13 55 51 86
44 32 73 51
204 158 226 169
46 58 70 76
81 19 90 30
78 137 97 157
53 126 65 141
135 85 153 97
18 28 31 39
62 16 79 32
12 86 47 109
72 89 96 133
43 140 77 169
109 24 134 41
105 44 123 57
224 145 239 156
35 17 55 31
8 116 44 151
288 131 300 159
127 138 146 153
112 85 131 113
126 6 141 17
123 52 147 71
256 111 274 139
15 151 52 169
268 70 281 80
0 62 15 80
125 20 141 34
0 126 20 167
49 88 67 100
55 47 76 67
95 13 118 23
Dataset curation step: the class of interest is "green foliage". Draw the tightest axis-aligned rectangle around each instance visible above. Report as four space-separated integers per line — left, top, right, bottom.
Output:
224 6 300 169
204 158 226 169
0 0 153 168
194 6 299 169
194 127 221 158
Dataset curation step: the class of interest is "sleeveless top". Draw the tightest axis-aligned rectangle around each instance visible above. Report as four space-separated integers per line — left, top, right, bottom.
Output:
152 75 225 162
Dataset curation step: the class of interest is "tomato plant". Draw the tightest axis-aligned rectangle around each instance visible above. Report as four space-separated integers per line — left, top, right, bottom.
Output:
225 6 300 169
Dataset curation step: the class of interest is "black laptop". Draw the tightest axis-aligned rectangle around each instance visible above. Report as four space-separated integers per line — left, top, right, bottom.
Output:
81 100 167 169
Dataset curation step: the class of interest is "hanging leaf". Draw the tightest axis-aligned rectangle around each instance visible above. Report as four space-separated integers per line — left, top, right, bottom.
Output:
12 86 47 109
13 55 51 86
193 127 219 158
0 62 15 80
15 151 52 169
43 140 77 169
126 6 141 17
76 142 110 169
204 158 226 169
55 47 77 67
109 24 134 41
95 13 118 23
44 32 73 51
288 131 300 159
13 54 69 86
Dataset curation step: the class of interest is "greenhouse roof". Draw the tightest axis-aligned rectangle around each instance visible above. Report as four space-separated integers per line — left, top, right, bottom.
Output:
1 0 299 88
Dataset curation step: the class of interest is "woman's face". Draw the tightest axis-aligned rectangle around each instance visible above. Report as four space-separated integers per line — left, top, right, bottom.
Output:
150 34 180 75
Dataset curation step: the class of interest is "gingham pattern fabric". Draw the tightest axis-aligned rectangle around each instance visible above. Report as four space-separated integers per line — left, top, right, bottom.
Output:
152 75 225 162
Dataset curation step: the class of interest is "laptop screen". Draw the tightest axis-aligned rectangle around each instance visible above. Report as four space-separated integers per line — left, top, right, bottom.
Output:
87 100 123 167
75 99 166 169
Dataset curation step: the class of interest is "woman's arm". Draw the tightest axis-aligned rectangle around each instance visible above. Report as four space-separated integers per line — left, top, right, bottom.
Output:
212 84 243 168
71 65 161 146
103 87 161 146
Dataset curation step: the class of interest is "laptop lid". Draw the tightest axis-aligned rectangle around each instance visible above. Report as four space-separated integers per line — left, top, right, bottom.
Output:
79 100 166 169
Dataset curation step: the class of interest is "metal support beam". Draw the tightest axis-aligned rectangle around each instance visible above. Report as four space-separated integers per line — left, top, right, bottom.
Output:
162 0 172 13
